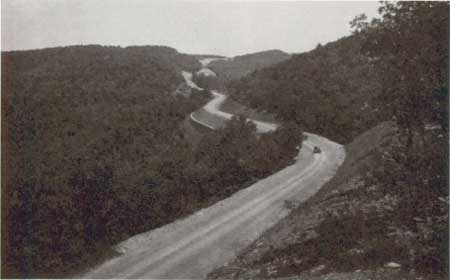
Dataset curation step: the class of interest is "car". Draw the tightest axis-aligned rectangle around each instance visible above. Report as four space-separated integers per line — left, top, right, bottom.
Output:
313 146 321 153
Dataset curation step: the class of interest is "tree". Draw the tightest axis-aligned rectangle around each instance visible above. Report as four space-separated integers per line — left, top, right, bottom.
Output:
352 2 449 138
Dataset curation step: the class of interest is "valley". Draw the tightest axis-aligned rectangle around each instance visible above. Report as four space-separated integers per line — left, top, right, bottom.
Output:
83 59 345 279
2 2 448 279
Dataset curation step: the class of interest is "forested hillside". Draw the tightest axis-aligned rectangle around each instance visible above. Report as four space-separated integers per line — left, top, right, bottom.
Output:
1 45 301 278
227 36 384 144
2 2 448 279
227 3 448 145
212 2 449 278
1 45 201 277
208 49 290 84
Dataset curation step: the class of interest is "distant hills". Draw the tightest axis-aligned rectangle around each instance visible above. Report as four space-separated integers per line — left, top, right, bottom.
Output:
208 49 290 83
191 54 227 60
3 3 447 276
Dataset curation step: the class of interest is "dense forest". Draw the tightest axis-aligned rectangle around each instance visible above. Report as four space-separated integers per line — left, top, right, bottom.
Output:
1 46 301 278
224 1 449 275
227 4 448 144
2 1 448 278
352 2 448 274
227 36 384 144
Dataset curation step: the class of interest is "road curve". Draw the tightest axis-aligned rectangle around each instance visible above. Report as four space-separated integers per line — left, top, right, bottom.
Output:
188 59 278 133
82 61 346 279
199 90 278 133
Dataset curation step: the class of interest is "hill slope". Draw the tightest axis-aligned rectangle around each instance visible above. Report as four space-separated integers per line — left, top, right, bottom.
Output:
1 46 303 278
1 45 207 277
226 36 383 144
210 2 449 279
208 49 290 83
209 121 448 279
2 45 204 195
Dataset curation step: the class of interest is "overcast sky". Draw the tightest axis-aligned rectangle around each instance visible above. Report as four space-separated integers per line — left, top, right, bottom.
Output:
2 0 381 56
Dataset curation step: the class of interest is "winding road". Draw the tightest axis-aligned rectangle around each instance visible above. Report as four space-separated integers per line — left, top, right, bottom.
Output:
190 90 278 133
82 58 345 279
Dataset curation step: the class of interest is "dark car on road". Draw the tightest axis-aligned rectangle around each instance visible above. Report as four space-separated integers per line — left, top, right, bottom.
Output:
313 146 321 153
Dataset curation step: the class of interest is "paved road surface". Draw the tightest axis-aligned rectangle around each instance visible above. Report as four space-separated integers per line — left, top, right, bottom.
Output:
82 59 345 279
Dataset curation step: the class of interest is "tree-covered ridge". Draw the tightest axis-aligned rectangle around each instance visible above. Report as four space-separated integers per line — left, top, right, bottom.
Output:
1 45 302 278
227 35 383 144
208 49 291 84
1 45 204 277
221 2 449 277
2 45 201 192
227 2 448 145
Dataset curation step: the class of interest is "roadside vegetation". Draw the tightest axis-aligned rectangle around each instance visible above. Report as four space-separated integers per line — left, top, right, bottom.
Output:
211 2 448 279
1 46 302 278
210 122 447 280
320 4 448 276
2 2 447 278
227 34 382 144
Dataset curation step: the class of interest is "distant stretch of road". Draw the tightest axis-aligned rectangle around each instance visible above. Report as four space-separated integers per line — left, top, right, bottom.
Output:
190 90 278 133
187 61 278 133
83 58 346 279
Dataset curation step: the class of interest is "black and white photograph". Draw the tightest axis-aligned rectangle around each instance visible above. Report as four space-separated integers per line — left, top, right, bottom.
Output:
1 1 449 279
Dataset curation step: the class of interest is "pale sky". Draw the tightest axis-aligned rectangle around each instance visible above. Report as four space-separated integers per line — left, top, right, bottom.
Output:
2 0 381 56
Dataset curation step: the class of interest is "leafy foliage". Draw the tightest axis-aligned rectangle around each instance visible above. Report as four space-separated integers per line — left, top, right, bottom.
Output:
1 46 301 278
354 4 449 273
219 2 449 276
227 35 383 144
353 1 449 135
1 45 203 277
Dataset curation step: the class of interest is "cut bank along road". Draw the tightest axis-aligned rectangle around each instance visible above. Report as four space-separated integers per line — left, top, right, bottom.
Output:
83 58 346 279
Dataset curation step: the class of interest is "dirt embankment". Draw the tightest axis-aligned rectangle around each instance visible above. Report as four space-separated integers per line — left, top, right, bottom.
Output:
208 121 446 280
